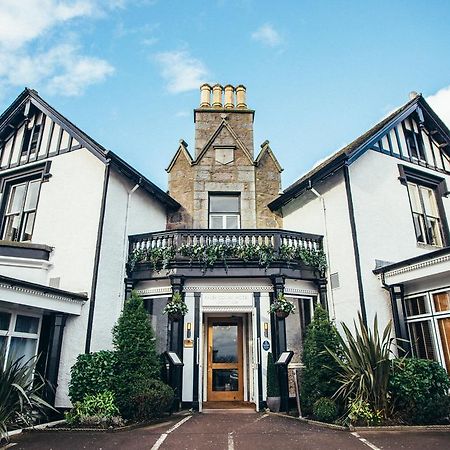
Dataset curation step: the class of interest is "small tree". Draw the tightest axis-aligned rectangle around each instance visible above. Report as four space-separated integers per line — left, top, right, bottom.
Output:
266 353 280 397
112 291 160 417
300 305 341 415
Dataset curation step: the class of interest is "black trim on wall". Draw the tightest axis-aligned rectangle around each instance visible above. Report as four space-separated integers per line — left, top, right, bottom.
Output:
85 162 110 353
254 292 263 410
44 313 67 405
343 165 368 326
387 284 411 356
192 292 201 410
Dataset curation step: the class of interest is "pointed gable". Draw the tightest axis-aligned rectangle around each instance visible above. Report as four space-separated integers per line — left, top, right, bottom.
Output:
255 140 283 172
193 117 254 166
166 139 193 172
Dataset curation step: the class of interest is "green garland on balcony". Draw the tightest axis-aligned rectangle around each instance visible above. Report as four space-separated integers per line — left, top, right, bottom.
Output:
128 242 327 275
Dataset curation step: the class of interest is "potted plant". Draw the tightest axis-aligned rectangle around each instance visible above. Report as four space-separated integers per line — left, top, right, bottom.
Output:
163 292 188 321
269 292 295 318
266 352 281 412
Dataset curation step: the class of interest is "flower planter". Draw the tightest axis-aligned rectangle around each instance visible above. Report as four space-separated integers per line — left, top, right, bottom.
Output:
168 312 183 322
266 396 281 412
276 310 290 319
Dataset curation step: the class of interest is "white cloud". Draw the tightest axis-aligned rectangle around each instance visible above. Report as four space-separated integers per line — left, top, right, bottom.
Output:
251 24 282 47
154 50 209 93
0 0 115 96
427 85 450 128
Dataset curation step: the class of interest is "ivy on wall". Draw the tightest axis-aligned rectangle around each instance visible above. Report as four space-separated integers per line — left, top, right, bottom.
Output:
128 242 327 275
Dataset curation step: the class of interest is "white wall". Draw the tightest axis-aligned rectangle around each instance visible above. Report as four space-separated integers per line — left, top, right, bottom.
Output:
349 150 450 330
282 172 362 328
89 168 168 352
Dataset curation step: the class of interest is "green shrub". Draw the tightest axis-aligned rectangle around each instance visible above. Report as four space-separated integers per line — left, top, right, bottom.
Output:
389 358 450 424
266 352 280 397
328 314 395 418
313 397 338 423
65 391 122 427
300 305 341 415
348 399 383 426
130 379 174 421
112 291 161 418
69 350 116 403
0 353 55 442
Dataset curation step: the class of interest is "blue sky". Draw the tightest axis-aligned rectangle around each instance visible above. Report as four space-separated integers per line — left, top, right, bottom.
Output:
1 0 450 189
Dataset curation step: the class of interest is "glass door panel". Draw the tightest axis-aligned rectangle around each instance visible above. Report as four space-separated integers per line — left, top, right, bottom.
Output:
207 318 243 401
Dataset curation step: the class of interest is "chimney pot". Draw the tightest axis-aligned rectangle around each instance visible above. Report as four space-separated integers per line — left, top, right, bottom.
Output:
212 84 223 108
235 85 247 109
224 85 235 109
200 83 211 108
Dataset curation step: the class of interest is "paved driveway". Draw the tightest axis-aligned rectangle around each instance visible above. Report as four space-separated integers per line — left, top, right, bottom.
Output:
10 412 450 450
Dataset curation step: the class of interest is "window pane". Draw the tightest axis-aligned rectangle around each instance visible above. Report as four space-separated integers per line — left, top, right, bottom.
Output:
433 292 450 312
225 215 239 229
210 215 224 229
408 183 421 213
412 213 426 243
405 295 428 316
0 312 11 331
14 315 39 334
3 214 21 241
21 212 36 241
7 184 26 214
212 369 239 392
408 321 436 360
0 335 6 353
24 181 40 211
8 337 37 365
427 217 443 246
437 318 450 373
212 324 238 363
210 195 239 213
421 187 439 217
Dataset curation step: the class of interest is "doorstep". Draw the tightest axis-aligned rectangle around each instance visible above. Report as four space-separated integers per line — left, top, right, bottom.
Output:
202 401 256 413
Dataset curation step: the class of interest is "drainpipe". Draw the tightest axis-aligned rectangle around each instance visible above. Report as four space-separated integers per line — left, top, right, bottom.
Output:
121 181 141 306
308 185 336 320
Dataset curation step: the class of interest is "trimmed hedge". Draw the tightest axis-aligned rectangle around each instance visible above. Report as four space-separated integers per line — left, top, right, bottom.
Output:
313 397 338 423
130 379 174 421
69 350 116 403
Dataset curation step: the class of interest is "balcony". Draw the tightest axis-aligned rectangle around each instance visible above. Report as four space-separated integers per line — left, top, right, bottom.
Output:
127 229 326 280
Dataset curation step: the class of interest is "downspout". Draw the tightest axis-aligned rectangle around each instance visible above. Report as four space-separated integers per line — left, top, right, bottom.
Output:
308 186 336 320
121 180 141 307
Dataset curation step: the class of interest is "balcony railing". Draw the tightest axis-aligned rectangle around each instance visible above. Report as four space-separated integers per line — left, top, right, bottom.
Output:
128 229 325 276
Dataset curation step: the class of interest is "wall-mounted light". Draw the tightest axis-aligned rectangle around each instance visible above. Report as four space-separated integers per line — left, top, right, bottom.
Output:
264 322 269 338
186 322 192 338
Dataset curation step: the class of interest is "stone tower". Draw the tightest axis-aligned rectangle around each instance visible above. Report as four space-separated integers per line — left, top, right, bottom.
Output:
166 84 282 229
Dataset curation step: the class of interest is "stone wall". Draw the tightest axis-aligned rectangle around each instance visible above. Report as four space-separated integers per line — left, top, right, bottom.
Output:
167 152 194 229
255 151 283 228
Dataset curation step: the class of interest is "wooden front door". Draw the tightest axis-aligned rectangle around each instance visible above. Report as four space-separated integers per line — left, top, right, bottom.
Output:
207 317 244 401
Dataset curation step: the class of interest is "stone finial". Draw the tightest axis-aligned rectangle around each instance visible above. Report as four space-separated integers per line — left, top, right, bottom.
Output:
212 84 223 108
200 84 212 108
236 85 247 109
224 85 235 109
409 91 419 100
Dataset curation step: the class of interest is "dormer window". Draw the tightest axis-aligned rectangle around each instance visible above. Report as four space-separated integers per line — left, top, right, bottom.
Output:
209 193 240 229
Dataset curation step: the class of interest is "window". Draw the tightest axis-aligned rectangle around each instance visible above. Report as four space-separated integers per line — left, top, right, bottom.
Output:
403 118 426 162
209 194 240 229
1 179 41 242
404 289 450 373
407 182 443 246
0 311 41 369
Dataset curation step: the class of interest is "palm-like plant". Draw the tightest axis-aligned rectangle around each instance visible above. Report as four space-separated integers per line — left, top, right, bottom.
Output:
0 352 55 442
327 314 397 417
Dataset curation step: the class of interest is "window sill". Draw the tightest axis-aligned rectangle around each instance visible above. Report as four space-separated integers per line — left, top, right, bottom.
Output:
0 240 53 261
417 242 444 251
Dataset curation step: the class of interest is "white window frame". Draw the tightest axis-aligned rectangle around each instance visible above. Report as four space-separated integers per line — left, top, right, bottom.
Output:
404 288 450 373
208 193 241 230
0 309 42 370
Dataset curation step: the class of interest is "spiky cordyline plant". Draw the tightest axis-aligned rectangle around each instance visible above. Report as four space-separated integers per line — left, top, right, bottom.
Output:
0 352 55 442
327 314 398 417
